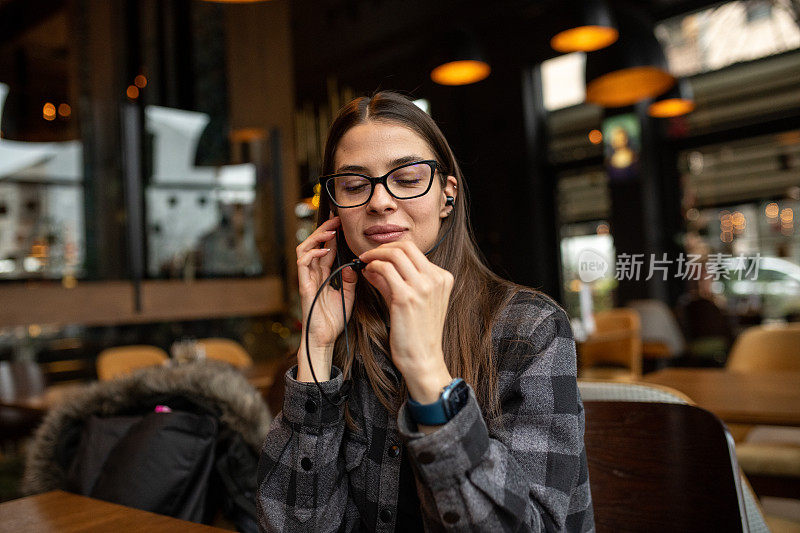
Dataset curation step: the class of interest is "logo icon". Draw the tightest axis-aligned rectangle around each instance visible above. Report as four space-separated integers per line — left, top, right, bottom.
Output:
578 249 609 283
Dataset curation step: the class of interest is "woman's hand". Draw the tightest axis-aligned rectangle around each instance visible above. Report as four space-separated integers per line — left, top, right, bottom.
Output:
295 216 358 382
359 241 454 404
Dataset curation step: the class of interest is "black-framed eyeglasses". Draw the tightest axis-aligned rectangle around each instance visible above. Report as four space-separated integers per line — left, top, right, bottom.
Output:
320 160 438 208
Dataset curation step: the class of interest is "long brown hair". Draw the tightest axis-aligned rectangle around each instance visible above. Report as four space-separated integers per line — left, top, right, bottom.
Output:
316 91 521 419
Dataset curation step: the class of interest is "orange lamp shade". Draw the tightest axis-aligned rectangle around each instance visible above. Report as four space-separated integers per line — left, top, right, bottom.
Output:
648 97 695 118
551 25 619 53
586 66 674 108
431 60 491 86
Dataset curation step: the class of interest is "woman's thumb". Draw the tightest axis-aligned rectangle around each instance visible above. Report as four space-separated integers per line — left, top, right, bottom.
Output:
341 265 358 286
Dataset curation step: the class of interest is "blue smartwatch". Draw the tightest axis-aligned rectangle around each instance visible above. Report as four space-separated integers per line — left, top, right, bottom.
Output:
407 378 469 426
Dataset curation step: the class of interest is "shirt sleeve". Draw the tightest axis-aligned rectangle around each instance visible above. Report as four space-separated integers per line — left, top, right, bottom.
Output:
397 293 594 532
256 365 361 533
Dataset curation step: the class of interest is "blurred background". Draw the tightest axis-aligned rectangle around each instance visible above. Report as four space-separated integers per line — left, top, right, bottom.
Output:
0 0 799 524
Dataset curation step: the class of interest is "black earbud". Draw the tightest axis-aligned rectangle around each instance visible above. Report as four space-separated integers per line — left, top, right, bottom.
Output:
445 196 455 207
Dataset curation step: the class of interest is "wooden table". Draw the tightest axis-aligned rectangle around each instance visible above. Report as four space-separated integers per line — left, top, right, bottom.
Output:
642 368 800 426
0 490 226 532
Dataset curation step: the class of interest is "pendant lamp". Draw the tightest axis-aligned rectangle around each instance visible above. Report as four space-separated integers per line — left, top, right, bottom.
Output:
584 8 674 108
551 0 619 53
0 86 77 142
648 78 694 117
430 29 491 86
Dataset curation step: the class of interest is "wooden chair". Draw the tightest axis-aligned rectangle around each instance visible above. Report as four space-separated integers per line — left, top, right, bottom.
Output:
195 338 253 369
578 308 642 381
0 360 46 447
726 323 800 503
96 346 169 381
579 380 769 532
727 323 800 373
627 299 686 370
584 400 751 532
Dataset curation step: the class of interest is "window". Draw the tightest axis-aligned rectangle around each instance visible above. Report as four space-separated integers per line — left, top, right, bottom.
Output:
656 0 800 77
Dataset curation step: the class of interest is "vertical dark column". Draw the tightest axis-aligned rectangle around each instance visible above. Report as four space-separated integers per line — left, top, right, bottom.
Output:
429 62 561 299
637 102 668 303
77 0 130 279
639 104 685 306
121 103 144 310
607 160 650 303
269 129 289 302
157 0 194 109
608 104 684 305
192 0 230 166
522 65 562 299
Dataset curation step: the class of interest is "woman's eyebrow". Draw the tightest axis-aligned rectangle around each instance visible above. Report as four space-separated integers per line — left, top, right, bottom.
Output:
335 155 427 174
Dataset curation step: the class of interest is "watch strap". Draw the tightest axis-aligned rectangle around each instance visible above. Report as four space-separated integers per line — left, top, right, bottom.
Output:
407 378 465 426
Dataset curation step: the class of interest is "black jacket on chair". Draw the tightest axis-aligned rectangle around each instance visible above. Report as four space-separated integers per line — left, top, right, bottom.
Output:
23 361 272 532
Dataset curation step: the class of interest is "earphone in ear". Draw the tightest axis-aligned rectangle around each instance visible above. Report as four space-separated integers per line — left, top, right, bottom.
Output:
445 196 455 207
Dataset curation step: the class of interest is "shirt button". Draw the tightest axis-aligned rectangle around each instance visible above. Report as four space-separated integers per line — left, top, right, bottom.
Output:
418 451 435 464
379 509 393 523
304 399 318 413
387 444 400 458
300 457 313 471
443 511 460 524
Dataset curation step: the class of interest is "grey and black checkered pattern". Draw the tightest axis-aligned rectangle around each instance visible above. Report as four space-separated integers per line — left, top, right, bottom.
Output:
257 291 594 532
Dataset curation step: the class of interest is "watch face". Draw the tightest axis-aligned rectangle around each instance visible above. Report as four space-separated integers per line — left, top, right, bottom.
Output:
445 379 469 418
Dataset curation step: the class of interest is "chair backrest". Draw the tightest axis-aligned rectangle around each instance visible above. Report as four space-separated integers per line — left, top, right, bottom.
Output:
627 299 686 356
195 338 252 369
584 401 748 532
96 346 169 381
579 380 767 533
578 379 692 404
579 308 642 376
594 308 640 332
727 323 800 373
0 360 46 402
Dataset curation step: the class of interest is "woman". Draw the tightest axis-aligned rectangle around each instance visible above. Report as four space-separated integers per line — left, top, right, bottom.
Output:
257 91 593 532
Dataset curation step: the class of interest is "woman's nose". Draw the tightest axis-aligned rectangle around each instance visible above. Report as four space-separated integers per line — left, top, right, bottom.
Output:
366 183 397 213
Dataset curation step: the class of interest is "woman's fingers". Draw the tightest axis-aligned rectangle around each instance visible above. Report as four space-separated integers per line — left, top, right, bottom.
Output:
318 230 339 271
297 248 332 288
297 247 332 267
340 266 358 310
363 259 408 303
341 265 357 285
295 217 340 257
296 230 336 257
359 243 423 283
397 241 432 273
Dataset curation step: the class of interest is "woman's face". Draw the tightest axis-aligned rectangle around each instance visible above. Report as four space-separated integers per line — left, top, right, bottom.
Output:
332 120 457 257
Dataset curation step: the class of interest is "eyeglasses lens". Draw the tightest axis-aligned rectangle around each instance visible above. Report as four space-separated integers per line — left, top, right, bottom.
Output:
327 163 432 207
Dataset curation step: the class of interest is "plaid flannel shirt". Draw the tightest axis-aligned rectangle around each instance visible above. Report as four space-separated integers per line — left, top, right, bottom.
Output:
257 291 594 532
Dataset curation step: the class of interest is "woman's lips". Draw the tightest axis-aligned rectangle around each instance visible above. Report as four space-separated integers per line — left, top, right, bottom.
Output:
364 230 406 243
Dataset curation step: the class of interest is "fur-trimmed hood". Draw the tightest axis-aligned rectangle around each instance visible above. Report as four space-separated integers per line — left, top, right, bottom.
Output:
23 360 272 495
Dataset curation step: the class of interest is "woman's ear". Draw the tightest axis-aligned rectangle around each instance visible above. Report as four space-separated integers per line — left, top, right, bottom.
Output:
440 175 458 218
